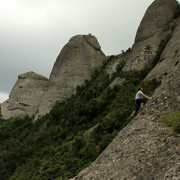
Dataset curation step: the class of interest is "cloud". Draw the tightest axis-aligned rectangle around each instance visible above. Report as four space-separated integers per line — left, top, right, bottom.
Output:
0 92 9 103
0 0 157 97
0 0 49 30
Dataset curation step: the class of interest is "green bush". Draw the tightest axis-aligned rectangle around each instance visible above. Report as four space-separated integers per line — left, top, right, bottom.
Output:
161 111 180 133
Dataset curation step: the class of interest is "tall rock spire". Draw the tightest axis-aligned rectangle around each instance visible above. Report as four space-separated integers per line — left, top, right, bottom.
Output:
123 0 178 71
36 34 106 117
1 34 106 119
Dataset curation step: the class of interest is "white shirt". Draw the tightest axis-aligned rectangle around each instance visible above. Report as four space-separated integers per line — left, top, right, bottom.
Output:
135 90 143 100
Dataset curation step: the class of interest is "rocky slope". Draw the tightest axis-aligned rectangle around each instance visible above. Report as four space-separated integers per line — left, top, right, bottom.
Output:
1 35 106 119
106 0 178 87
147 17 180 80
75 64 180 180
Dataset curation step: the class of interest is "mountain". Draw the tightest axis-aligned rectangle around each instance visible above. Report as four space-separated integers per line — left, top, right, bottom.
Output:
0 0 180 179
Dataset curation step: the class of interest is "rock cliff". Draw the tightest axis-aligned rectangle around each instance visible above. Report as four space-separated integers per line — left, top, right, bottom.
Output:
147 17 180 80
106 0 178 87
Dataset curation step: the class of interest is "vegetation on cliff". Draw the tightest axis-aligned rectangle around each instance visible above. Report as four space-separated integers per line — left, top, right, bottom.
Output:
161 111 180 133
0 52 161 180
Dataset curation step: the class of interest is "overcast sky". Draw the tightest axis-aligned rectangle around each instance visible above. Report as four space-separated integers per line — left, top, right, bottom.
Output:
0 0 162 103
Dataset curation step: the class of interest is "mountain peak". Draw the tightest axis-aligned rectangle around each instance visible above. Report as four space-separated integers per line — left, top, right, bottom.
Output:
123 0 178 71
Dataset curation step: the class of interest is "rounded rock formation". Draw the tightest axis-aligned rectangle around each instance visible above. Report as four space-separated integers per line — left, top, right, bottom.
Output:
36 34 106 117
1 72 48 119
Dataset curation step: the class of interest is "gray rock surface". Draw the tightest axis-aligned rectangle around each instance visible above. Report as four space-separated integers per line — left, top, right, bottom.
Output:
109 77 125 87
36 34 106 117
1 72 48 119
123 0 178 71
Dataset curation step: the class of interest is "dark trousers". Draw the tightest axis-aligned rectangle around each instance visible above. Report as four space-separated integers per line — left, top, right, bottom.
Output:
135 99 146 112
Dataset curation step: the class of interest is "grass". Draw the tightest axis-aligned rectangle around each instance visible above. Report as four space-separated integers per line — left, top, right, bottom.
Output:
161 111 180 133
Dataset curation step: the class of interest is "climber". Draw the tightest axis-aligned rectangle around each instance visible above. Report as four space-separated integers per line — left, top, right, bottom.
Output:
131 87 152 118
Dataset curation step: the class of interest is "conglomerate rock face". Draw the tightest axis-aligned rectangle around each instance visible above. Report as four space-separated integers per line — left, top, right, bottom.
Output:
123 0 178 71
1 72 48 119
36 34 106 117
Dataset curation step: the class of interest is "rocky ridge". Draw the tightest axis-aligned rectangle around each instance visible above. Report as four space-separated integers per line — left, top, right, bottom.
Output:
106 0 178 87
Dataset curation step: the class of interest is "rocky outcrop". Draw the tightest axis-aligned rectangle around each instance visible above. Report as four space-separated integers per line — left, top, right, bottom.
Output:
1 72 48 119
123 0 178 71
107 0 178 88
36 34 106 117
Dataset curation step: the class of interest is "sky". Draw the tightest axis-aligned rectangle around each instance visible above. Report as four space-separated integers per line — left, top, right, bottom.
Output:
0 0 160 103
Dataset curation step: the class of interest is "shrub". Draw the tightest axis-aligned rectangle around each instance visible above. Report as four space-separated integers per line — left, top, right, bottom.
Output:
161 112 180 133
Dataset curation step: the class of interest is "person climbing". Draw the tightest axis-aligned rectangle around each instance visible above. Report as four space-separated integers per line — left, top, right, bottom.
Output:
131 87 152 118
